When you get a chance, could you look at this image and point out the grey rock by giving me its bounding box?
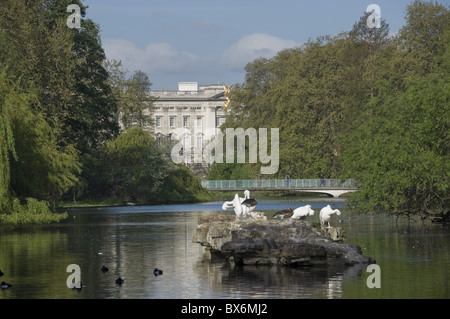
[193,214,375,267]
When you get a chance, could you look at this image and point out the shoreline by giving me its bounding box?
[56,191,344,210]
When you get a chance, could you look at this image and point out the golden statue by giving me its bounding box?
[223,83,233,110]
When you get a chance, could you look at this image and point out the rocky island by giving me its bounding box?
[193,213,375,267]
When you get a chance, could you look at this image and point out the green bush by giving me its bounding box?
[0,198,67,224]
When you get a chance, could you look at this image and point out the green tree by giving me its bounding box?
[9,95,81,204]
[219,36,361,179]
[342,72,449,217]
[104,59,127,107]
[0,55,79,220]
[348,11,390,99]
[154,164,212,203]
[93,126,211,204]
[66,14,120,152]
[398,0,450,74]
[0,1,90,221]
[119,70,156,130]
[342,1,450,219]
[36,1,122,203]
[0,0,76,133]
[0,71,17,214]
[101,127,170,202]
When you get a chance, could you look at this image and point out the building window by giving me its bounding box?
[183,117,189,127]
[155,117,161,127]
[184,135,190,150]
[170,117,175,127]
[196,136,202,149]
[197,117,202,127]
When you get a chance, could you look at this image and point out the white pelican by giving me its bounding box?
[241,190,257,213]
[291,205,315,220]
[222,193,247,219]
[319,205,341,227]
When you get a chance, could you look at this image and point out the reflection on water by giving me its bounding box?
[0,199,449,299]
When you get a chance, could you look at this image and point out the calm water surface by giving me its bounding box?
[0,198,449,299]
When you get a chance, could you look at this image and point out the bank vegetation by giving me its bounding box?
[209,1,449,221]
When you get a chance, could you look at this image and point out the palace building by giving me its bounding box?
[147,82,228,176]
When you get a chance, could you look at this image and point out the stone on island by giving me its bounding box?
[192,214,375,267]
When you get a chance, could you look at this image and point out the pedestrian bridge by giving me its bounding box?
[201,179,357,198]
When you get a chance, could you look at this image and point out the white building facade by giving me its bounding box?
[148,82,227,167]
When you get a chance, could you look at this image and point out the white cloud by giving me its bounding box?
[102,33,301,89]
[221,33,299,69]
[103,39,201,74]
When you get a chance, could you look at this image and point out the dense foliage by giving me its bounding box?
[0,0,210,223]
[210,1,449,219]
[0,1,82,222]
[87,126,209,204]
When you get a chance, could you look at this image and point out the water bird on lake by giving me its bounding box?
[115,277,124,285]
[222,190,257,219]
[0,270,4,277]
[273,208,294,219]
[154,268,163,276]
[101,265,109,273]
[222,194,247,219]
[1,281,12,289]
[320,205,341,228]
[241,190,257,213]
[292,205,315,220]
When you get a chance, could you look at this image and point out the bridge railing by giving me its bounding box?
[201,179,356,189]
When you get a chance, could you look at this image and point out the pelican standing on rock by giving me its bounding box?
[222,193,245,218]
[291,205,315,220]
[222,190,257,219]
[241,190,257,213]
[319,205,341,227]
[222,194,244,218]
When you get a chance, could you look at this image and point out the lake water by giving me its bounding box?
[0,198,449,299]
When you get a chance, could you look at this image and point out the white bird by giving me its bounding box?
[319,205,341,227]
[291,205,315,220]
[241,190,257,213]
[222,193,247,219]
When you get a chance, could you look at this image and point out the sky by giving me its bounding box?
[84,0,449,90]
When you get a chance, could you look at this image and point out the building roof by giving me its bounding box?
[148,82,226,102]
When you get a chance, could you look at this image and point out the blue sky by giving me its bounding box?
[84,0,448,90]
